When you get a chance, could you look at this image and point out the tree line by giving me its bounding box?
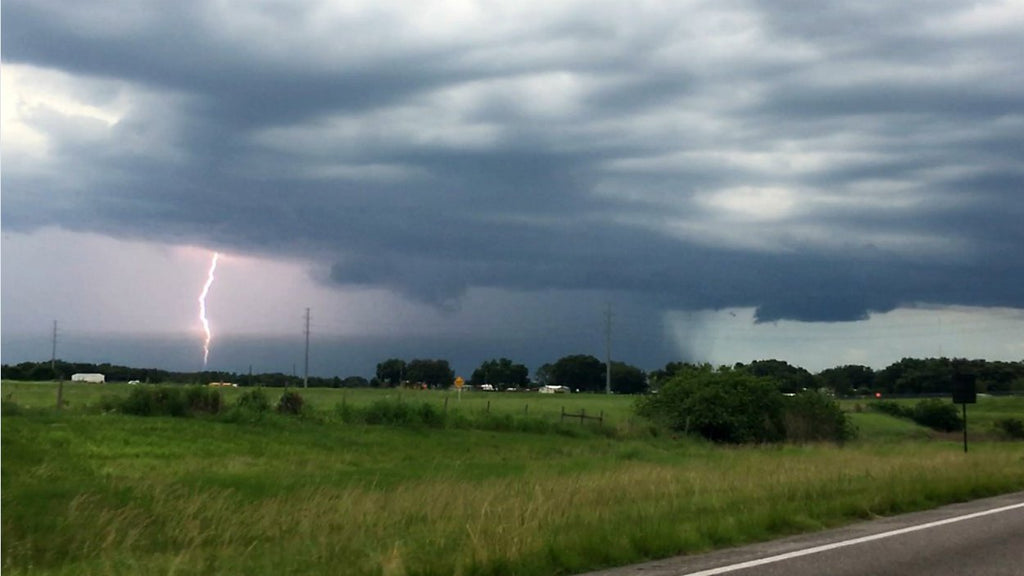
[3,356,1022,395]
[0,360,369,389]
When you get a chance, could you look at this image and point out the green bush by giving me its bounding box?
[911,399,962,432]
[417,402,445,427]
[277,390,305,415]
[363,399,419,426]
[185,386,222,414]
[870,398,962,432]
[783,391,855,443]
[870,400,913,419]
[113,386,222,417]
[994,417,1024,439]
[636,370,785,443]
[236,388,271,413]
[96,394,122,413]
[121,386,187,416]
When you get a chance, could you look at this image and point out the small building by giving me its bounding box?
[71,373,106,383]
[540,385,571,394]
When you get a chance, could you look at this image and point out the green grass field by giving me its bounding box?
[2,381,637,424]
[842,395,1024,438]
[3,382,1023,575]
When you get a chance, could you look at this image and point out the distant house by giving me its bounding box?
[540,385,571,394]
[71,373,105,383]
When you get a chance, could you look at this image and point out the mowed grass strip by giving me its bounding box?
[4,398,1023,576]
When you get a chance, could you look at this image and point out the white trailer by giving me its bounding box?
[71,373,106,383]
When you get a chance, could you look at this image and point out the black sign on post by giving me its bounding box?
[952,373,977,405]
[951,372,976,453]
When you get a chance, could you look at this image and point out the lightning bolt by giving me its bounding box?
[198,252,220,367]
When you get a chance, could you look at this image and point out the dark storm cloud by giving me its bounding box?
[4,0,1024,325]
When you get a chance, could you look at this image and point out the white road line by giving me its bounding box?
[682,501,1024,576]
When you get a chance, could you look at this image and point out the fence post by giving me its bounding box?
[444,396,449,413]
[487,400,491,413]
[581,408,586,424]
[600,411,604,425]
[561,406,565,423]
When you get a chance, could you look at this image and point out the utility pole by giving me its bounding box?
[51,320,58,372]
[605,304,612,394]
[52,320,64,411]
[303,307,310,388]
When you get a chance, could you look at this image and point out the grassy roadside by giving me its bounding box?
[2,381,637,425]
[3,383,1023,575]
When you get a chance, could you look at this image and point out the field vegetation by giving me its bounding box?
[3,381,1023,575]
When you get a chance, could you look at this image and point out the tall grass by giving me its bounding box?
[4,401,1023,576]
[1,382,637,426]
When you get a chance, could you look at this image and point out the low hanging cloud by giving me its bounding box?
[3,0,1023,325]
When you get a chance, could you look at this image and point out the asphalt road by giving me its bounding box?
[579,491,1024,576]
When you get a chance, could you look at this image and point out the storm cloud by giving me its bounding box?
[4,0,1024,330]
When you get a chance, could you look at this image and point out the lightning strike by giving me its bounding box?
[198,252,220,367]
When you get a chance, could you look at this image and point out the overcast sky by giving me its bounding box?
[3,1,1023,378]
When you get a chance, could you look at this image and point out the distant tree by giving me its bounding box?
[648,362,712,390]
[549,354,605,392]
[28,364,57,381]
[967,360,1024,393]
[534,363,554,387]
[737,359,815,393]
[816,365,875,396]
[405,359,454,389]
[341,376,370,388]
[610,361,647,394]
[375,358,407,387]
[875,358,954,395]
[470,358,529,388]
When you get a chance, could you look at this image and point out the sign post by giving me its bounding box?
[951,372,976,453]
[454,376,464,402]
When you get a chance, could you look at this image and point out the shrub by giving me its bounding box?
[870,400,913,419]
[869,398,963,432]
[636,370,784,443]
[277,390,305,415]
[417,402,445,427]
[96,394,122,413]
[121,386,187,417]
[236,388,271,413]
[783,391,855,443]
[116,386,222,417]
[185,386,222,414]
[363,399,419,426]
[995,417,1024,439]
[911,399,962,432]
